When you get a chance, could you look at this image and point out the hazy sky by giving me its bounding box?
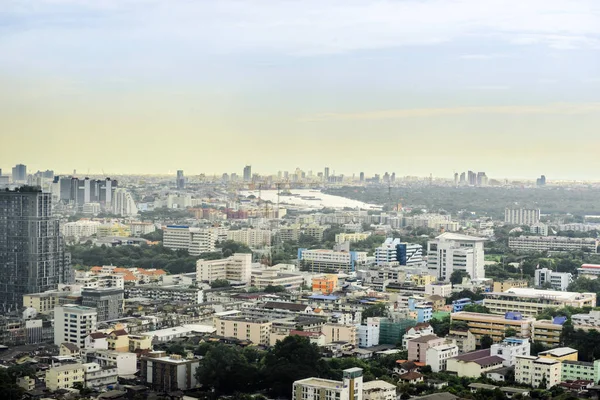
[1,0,600,179]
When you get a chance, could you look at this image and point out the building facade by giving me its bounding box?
[196,253,252,284]
[54,305,98,348]
[426,233,486,281]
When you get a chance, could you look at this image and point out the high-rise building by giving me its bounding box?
[12,164,27,182]
[427,232,486,281]
[176,170,185,189]
[324,167,330,181]
[243,165,252,182]
[375,238,423,266]
[467,170,476,186]
[476,172,488,186]
[111,188,138,217]
[454,173,459,186]
[57,176,117,208]
[459,172,466,184]
[536,175,546,186]
[81,287,124,322]
[360,172,365,182]
[0,188,71,310]
[504,208,541,225]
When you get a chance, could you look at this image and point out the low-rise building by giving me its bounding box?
[312,275,339,295]
[509,235,598,254]
[83,362,118,389]
[446,349,505,378]
[515,356,561,388]
[324,323,358,347]
[124,285,203,304]
[293,368,363,400]
[45,363,85,391]
[534,268,573,291]
[483,288,596,317]
[445,329,476,354]
[362,379,396,400]
[299,248,368,274]
[197,253,252,284]
[538,347,578,362]
[140,351,200,391]
[426,343,459,372]
[562,360,600,382]
[403,323,434,349]
[407,334,444,363]
[451,311,534,344]
[492,279,528,293]
[214,316,272,346]
[251,269,304,291]
[83,349,137,376]
[425,282,452,298]
[572,310,600,331]
[532,319,564,347]
[357,318,380,348]
[490,337,531,367]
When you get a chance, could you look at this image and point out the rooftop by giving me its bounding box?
[363,380,396,391]
[436,232,487,242]
[294,377,344,390]
[408,334,440,344]
[538,347,578,357]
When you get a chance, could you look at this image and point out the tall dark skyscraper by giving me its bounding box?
[243,165,252,182]
[176,170,185,189]
[324,167,330,181]
[12,164,27,182]
[359,172,365,182]
[0,188,71,310]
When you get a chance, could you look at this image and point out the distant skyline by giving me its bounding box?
[1,1,599,179]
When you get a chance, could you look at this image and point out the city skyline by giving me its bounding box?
[1,1,599,179]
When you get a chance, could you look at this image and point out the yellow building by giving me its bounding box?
[411,274,437,286]
[312,275,339,295]
[214,316,272,346]
[128,334,153,352]
[531,320,563,347]
[516,356,562,388]
[59,343,80,357]
[107,329,129,352]
[45,363,85,391]
[538,347,578,362]
[492,279,528,293]
[451,312,534,344]
[97,223,131,238]
[23,290,71,314]
[323,323,357,347]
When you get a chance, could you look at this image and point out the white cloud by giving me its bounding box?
[1,0,599,57]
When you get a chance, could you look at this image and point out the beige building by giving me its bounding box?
[45,363,85,391]
[515,356,562,388]
[335,232,371,244]
[128,334,153,352]
[214,316,272,346]
[446,349,505,378]
[492,279,528,293]
[532,320,563,347]
[140,351,200,391]
[23,290,72,314]
[407,335,444,363]
[362,380,397,400]
[293,368,363,400]
[196,253,252,284]
[250,269,304,291]
[451,312,534,344]
[410,274,437,286]
[446,329,477,354]
[323,323,358,347]
[227,229,272,248]
[483,288,596,317]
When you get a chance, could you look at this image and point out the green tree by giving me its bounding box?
[210,279,230,288]
[504,328,518,338]
[462,304,491,314]
[264,285,286,293]
[480,335,493,349]
[362,303,388,321]
[450,270,470,285]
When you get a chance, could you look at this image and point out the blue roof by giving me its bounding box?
[308,295,339,301]
[167,225,189,229]
[553,316,567,325]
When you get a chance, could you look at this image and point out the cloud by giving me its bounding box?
[460,54,511,60]
[0,0,599,59]
[304,103,600,121]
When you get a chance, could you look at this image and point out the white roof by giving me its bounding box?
[436,232,487,242]
[141,324,215,337]
[363,380,397,390]
[503,288,595,301]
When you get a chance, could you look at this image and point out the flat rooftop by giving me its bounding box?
[295,377,343,390]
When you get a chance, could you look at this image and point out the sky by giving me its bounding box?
[1,0,600,180]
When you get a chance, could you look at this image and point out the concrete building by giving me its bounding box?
[357,318,380,348]
[534,268,573,291]
[426,343,459,372]
[375,238,423,266]
[164,225,219,256]
[538,347,578,362]
[312,275,338,294]
[572,310,600,330]
[81,287,124,322]
[504,208,540,225]
[324,323,358,347]
[492,279,528,293]
[111,188,138,217]
[426,233,486,281]
[0,189,71,309]
[83,349,137,376]
[362,380,397,400]
[293,367,363,400]
[299,248,368,273]
[530,223,549,236]
[532,319,564,347]
[509,236,598,254]
[125,285,203,304]
[515,356,561,388]
[446,349,505,378]
[577,264,600,279]
[251,269,304,291]
[424,282,453,298]
[451,312,534,344]
[562,360,600,382]
[83,362,118,389]
[490,337,531,367]
[141,351,200,391]
[446,329,477,354]
[45,363,85,391]
[61,220,101,238]
[305,225,325,241]
[197,253,251,284]
[407,334,444,363]
[54,305,98,348]
[335,232,371,244]
[214,316,272,346]
[227,229,272,247]
[483,288,596,317]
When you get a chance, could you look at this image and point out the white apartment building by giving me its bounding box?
[426,343,459,372]
[250,269,304,291]
[127,222,156,236]
[196,253,252,283]
[530,223,549,236]
[227,229,272,247]
[427,233,486,281]
[515,356,561,388]
[293,368,363,400]
[425,282,453,298]
[357,318,380,348]
[61,220,101,238]
[82,362,118,389]
[572,310,600,330]
[111,188,138,217]
[83,349,137,376]
[335,232,371,244]
[362,380,397,400]
[375,238,423,267]
[54,305,98,348]
[505,208,541,225]
[534,268,573,291]
[298,249,368,273]
[509,236,598,254]
[490,337,531,367]
[163,225,218,256]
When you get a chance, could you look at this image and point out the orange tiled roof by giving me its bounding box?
[91,266,102,272]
